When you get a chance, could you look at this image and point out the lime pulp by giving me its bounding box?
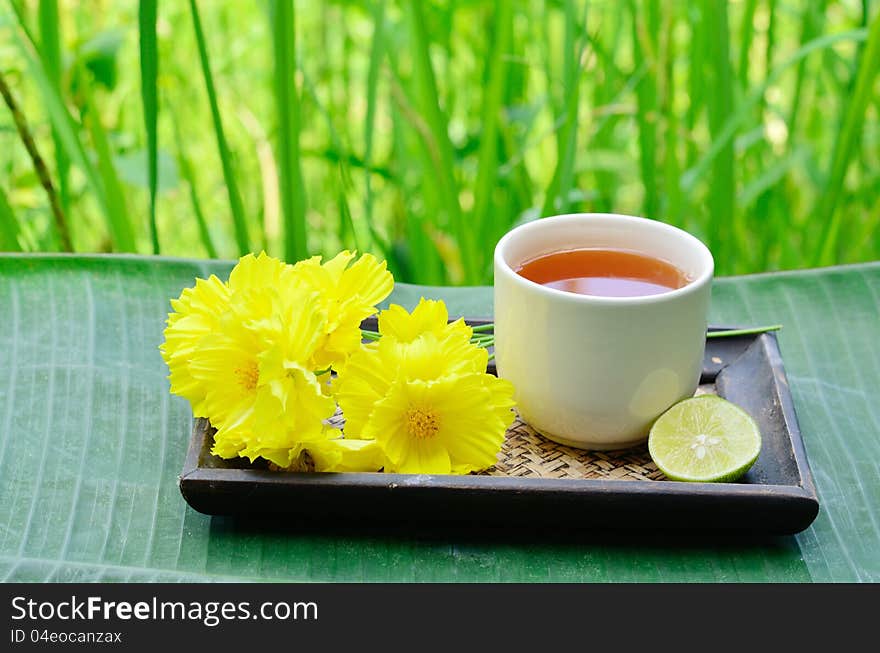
[648,395,762,483]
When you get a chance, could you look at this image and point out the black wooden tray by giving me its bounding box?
[179,322,819,535]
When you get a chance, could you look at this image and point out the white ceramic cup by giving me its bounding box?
[493,213,714,450]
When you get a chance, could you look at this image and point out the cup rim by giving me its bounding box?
[493,213,715,305]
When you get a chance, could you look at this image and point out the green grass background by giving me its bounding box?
[0,0,878,284]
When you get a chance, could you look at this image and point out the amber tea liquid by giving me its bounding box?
[515,248,689,297]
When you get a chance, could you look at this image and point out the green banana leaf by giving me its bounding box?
[0,254,878,581]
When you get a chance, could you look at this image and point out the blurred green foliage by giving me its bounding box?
[0,0,877,284]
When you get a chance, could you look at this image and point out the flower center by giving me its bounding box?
[406,407,440,440]
[234,360,259,391]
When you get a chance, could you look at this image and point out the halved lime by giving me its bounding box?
[648,396,761,482]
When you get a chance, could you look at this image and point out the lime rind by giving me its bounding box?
[648,395,762,483]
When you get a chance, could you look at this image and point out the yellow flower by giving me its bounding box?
[161,252,512,476]
[335,331,487,438]
[364,372,515,474]
[293,250,394,369]
[162,252,299,416]
[334,299,485,439]
[160,274,231,414]
[334,299,515,474]
[189,285,336,467]
[161,251,363,469]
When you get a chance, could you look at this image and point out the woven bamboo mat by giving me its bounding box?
[480,417,663,481]
[478,384,715,481]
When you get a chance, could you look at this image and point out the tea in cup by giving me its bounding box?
[493,213,714,450]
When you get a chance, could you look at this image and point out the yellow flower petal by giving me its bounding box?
[316,250,357,282]
[429,374,515,473]
[337,253,395,310]
[377,297,471,343]
[187,329,262,421]
[161,274,231,407]
[393,331,488,381]
[292,251,394,369]
[241,442,305,469]
[227,251,295,292]
[211,426,249,460]
[269,288,329,368]
[305,438,385,473]
[394,440,451,475]
[333,341,402,438]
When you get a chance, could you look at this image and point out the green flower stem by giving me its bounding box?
[360,328,495,349]
[361,323,781,349]
[707,324,782,338]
